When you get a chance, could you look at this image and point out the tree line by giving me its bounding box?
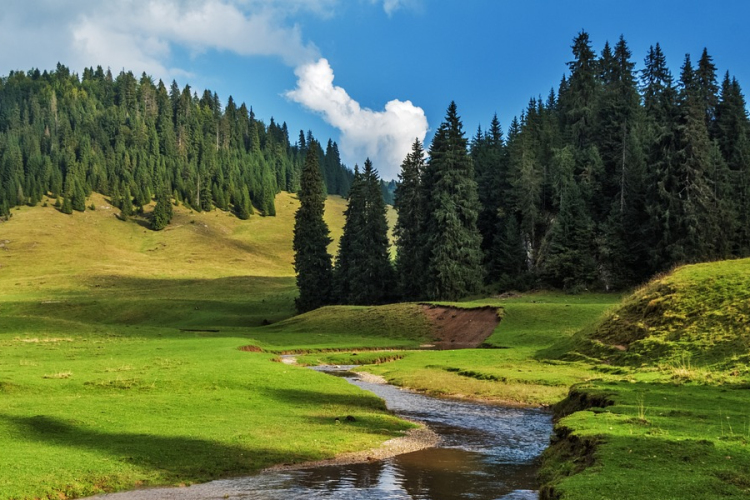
[295,31,750,309]
[0,63,355,225]
[294,102,482,311]
[463,32,750,292]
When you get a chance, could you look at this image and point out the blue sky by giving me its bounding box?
[2,0,749,180]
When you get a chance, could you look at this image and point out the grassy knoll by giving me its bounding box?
[537,259,750,499]
[575,258,750,370]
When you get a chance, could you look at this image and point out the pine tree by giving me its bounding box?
[72,179,86,212]
[543,146,597,289]
[335,160,394,304]
[293,144,333,313]
[394,139,426,300]
[716,73,750,255]
[334,166,364,303]
[421,102,484,300]
[120,187,133,220]
[60,196,73,214]
[151,188,173,230]
[471,114,507,277]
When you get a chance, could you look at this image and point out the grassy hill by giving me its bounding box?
[0,193,424,499]
[537,260,750,500]
[574,259,750,371]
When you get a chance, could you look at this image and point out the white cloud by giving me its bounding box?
[370,0,421,16]
[0,0,428,179]
[286,58,428,179]
[0,0,322,79]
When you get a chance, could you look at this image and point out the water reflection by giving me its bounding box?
[200,450,540,499]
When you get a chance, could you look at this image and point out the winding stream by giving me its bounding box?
[93,365,553,500]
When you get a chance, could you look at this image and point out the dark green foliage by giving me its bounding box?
[293,144,333,313]
[475,32,750,293]
[471,114,508,276]
[421,102,484,300]
[151,189,173,231]
[120,188,133,220]
[394,139,427,300]
[334,159,394,305]
[0,64,353,220]
[543,146,597,290]
[60,196,73,215]
[0,200,10,220]
[72,180,86,212]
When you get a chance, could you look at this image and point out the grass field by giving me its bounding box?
[0,193,423,499]
[2,195,750,499]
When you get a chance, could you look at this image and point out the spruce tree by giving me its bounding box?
[334,160,394,304]
[421,102,484,300]
[595,35,646,287]
[543,146,597,289]
[72,179,87,212]
[360,159,395,304]
[394,139,426,300]
[716,73,750,255]
[334,166,365,303]
[672,54,716,262]
[471,115,507,277]
[151,188,173,231]
[60,196,73,215]
[120,187,133,220]
[641,44,681,272]
[293,144,333,313]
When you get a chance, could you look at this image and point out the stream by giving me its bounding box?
[93,365,553,500]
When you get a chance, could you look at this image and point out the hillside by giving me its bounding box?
[576,259,750,368]
[0,193,418,500]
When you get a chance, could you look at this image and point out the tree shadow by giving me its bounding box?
[3,414,318,487]
[256,386,388,412]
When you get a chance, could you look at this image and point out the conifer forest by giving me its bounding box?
[2,32,750,302]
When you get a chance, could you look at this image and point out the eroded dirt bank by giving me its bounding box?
[420,304,501,349]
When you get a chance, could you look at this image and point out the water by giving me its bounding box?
[92,366,553,500]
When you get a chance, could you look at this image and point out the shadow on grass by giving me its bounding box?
[3,275,297,332]
[256,386,388,412]
[3,414,317,486]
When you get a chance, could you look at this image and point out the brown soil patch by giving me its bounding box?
[238,345,263,352]
[420,304,501,349]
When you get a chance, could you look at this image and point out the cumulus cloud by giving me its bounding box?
[0,0,428,179]
[286,58,428,179]
[0,0,323,79]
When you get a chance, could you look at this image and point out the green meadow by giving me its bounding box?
[0,194,422,499]
[1,195,749,499]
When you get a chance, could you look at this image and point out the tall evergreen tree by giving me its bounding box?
[716,73,750,255]
[119,187,133,220]
[394,139,426,300]
[471,114,507,277]
[334,160,393,305]
[421,102,484,300]
[151,188,173,231]
[543,146,597,289]
[293,144,333,313]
